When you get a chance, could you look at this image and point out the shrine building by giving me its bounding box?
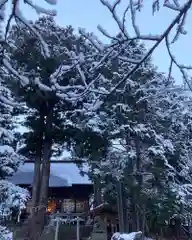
[8,162,93,214]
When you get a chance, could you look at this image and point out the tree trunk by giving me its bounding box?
[27,159,42,240]
[123,202,129,233]
[135,138,142,232]
[131,200,138,232]
[31,159,42,215]
[141,206,146,239]
[37,108,53,238]
[93,177,102,207]
[22,115,45,240]
[31,113,44,214]
[27,108,53,240]
[33,143,51,239]
[117,181,125,232]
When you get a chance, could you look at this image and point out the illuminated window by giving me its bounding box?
[63,199,75,213]
[47,200,56,213]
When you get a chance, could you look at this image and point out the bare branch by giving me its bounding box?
[165,35,192,92]
[0,0,58,90]
[122,5,129,33]
[167,59,173,82]
[23,0,57,16]
[171,11,188,43]
[100,0,129,39]
[93,0,192,110]
[130,0,140,36]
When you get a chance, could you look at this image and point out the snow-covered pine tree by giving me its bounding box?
[149,81,192,222]
[84,38,192,235]
[0,63,28,240]
[0,1,59,93]
[0,5,29,239]
[7,16,110,239]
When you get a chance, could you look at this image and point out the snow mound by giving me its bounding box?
[111,232,143,240]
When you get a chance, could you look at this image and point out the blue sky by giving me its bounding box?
[16,0,192,84]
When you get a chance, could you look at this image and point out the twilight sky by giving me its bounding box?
[8,0,192,84]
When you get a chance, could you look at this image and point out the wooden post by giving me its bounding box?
[54,217,60,240]
[76,216,80,240]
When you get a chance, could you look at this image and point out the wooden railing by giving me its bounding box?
[49,212,92,225]
[49,212,93,240]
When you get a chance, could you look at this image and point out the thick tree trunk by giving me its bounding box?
[31,159,41,215]
[131,200,138,232]
[93,177,102,207]
[117,181,125,232]
[37,141,52,233]
[24,109,53,240]
[135,139,142,232]
[123,201,129,233]
[36,108,53,238]
[31,113,44,213]
[22,115,45,240]
[27,159,42,240]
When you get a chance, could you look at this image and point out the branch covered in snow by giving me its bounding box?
[0,0,57,88]
[82,0,192,108]
[7,16,112,109]
[0,180,29,219]
[0,226,12,240]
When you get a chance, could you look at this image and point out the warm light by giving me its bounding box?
[47,200,56,213]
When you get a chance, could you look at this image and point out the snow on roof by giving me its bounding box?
[8,163,91,187]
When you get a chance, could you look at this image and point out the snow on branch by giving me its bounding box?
[0,0,57,88]
[24,0,57,16]
[0,180,29,218]
[1,0,57,55]
[83,0,192,110]
[2,58,29,86]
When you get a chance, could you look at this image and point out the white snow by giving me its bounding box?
[34,77,52,92]
[51,150,71,161]
[0,226,13,240]
[0,145,14,154]
[2,59,29,86]
[15,5,50,58]
[24,0,57,16]
[111,232,143,240]
[3,232,13,240]
[0,180,29,217]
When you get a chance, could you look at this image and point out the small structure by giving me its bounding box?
[90,203,118,240]
[8,162,95,240]
[8,162,93,215]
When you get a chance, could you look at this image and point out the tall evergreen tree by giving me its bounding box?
[0,66,28,240]
[84,38,192,235]
[8,16,109,239]
[0,7,29,239]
